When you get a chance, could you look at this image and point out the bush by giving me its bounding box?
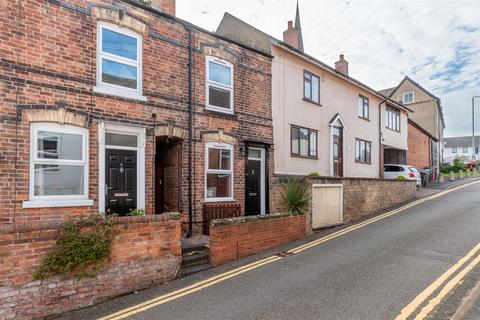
[441,158,466,174]
[282,178,309,215]
[34,214,114,280]
[395,176,407,181]
[307,172,321,178]
[135,0,152,5]
[128,208,145,216]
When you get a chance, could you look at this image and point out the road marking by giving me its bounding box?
[414,248,480,319]
[100,180,480,320]
[395,243,480,320]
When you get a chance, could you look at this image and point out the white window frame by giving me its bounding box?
[23,123,92,208]
[93,22,146,101]
[205,56,234,114]
[205,142,234,202]
[402,91,414,104]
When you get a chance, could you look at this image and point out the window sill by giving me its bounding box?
[303,98,322,106]
[355,161,372,165]
[204,198,236,203]
[359,116,370,121]
[386,127,401,133]
[93,86,147,102]
[291,154,319,160]
[23,199,94,209]
[205,105,235,115]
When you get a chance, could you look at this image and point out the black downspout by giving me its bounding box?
[186,27,193,238]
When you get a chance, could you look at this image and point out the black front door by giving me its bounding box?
[106,149,137,216]
[245,159,261,215]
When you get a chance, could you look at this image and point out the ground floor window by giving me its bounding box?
[355,138,372,164]
[291,125,317,158]
[30,123,88,200]
[205,142,234,201]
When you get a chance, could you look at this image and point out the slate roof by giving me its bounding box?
[444,136,480,148]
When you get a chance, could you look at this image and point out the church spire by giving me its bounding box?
[295,1,304,52]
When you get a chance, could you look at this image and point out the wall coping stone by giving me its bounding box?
[0,212,181,234]
[210,212,303,227]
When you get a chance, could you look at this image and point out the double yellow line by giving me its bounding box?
[100,180,480,320]
[396,242,480,320]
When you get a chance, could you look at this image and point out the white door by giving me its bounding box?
[312,184,343,229]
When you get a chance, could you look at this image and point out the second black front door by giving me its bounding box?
[106,149,137,216]
[246,159,261,215]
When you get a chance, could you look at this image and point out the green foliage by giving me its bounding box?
[395,176,407,181]
[128,208,145,216]
[135,0,152,5]
[282,178,309,215]
[34,214,114,281]
[441,159,466,174]
[307,172,321,178]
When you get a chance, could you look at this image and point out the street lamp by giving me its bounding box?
[472,96,480,160]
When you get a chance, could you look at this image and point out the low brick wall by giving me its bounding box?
[0,214,182,320]
[271,176,416,232]
[209,214,306,266]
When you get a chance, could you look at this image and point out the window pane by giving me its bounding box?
[102,28,137,61]
[206,173,231,198]
[220,149,231,170]
[360,141,366,162]
[312,76,319,103]
[34,164,84,196]
[358,98,364,117]
[299,128,309,156]
[304,72,311,80]
[105,133,137,147]
[309,131,317,156]
[291,127,299,154]
[102,59,137,89]
[38,131,82,160]
[355,140,360,161]
[366,142,371,162]
[208,148,220,170]
[248,148,261,159]
[304,81,311,100]
[209,86,231,109]
[208,61,231,86]
[364,100,369,118]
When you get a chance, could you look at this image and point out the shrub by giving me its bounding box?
[34,214,114,280]
[308,172,321,178]
[135,0,152,5]
[282,178,309,215]
[128,208,145,216]
[395,176,407,181]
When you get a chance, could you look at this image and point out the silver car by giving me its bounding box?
[384,164,421,186]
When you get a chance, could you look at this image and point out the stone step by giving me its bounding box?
[181,263,213,277]
[181,252,210,268]
[182,244,209,255]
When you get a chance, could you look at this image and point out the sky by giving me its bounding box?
[177,0,480,137]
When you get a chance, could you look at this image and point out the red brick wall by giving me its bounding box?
[408,122,432,169]
[0,0,273,225]
[209,214,306,266]
[0,214,181,320]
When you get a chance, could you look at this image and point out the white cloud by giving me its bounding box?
[177,0,480,137]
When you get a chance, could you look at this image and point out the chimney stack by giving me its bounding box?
[335,54,349,76]
[151,0,176,16]
[283,20,300,50]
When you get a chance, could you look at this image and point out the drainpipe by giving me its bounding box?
[186,26,193,238]
[378,99,387,178]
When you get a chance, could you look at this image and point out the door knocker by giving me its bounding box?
[119,163,124,174]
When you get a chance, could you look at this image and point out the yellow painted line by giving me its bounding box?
[100,180,480,320]
[395,242,480,320]
[414,249,480,319]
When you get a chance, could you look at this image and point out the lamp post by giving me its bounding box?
[473,96,480,160]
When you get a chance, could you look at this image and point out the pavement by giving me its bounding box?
[58,180,480,320]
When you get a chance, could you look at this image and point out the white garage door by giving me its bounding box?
[312,184,343,229]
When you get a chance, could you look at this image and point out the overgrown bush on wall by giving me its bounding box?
[34,214,115,280]
[441,158,466,174]
[282,178,309,215]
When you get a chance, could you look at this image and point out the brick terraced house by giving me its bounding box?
[0,0,273,233]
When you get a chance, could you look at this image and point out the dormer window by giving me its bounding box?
[206,57,234,114]
[94,22,145,101]
[402,91,414,104]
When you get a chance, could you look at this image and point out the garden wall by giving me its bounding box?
[271,176,417,233]
[209,214,306,266]
[0,214,182,320]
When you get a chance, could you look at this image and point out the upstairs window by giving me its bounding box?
[206,57,234,114]
[96,23,142,98]
[304,71,320,104]
[386,106,401,132]
[291,125,317,158]
[451,147,457,153]
[358,95,369,120]
[462,147,468,153]
[402,91,414,104]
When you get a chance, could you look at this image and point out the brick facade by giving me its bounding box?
[0,214,181,320]
[408,120,433,169]
[209,214,306,266]
[0,0,273,227]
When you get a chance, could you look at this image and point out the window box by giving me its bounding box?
[206,57,234,114]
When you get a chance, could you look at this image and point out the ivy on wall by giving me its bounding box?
[34,214,115,280]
